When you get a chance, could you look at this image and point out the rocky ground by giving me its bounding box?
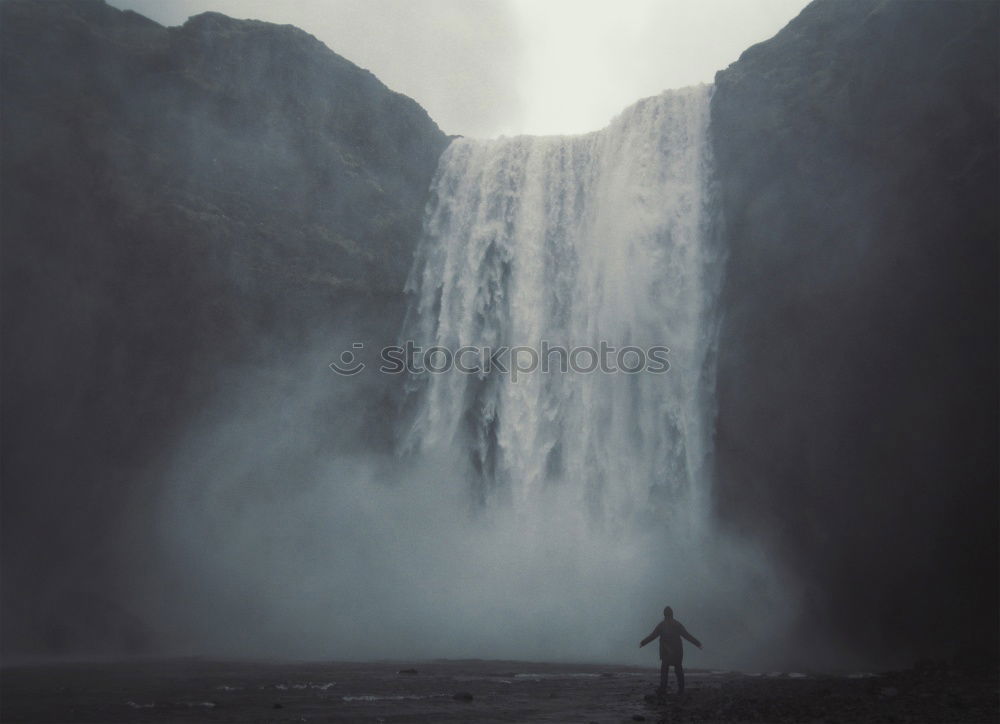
[1,658,996,723]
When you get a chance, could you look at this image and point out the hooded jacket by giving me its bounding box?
[641,616,701,662]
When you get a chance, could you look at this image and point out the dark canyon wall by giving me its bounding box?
[711,0,998,665]
[0,0,447,653]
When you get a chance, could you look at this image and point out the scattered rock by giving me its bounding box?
[452,691,474,701]
[879,687,898,698]
[397,668,418,675]
[273,702,283,709]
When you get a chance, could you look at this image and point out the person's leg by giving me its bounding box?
[676,661,685,696]
[658,660,669,694]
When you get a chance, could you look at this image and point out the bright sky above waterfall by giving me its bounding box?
[109,0,811,138]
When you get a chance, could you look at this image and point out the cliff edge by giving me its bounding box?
[0,0,448,653]
[711,0,998,665]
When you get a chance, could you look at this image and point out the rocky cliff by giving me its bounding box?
[711,0,998,664]
[1,0,448,653]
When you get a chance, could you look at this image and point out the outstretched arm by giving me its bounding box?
[681,626,702,649]
[639,622,661,648]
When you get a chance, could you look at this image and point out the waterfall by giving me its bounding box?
[154,84,789,664]
[400,85,720,528]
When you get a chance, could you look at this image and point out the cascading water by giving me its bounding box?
[400,85,720,530]
[154,84,790,666]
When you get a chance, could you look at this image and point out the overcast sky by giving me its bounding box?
[109,0,810,138]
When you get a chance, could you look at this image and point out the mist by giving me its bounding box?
[129,340,795,670]
[120,84,808,672]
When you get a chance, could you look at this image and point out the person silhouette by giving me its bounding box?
[640,606,702,697]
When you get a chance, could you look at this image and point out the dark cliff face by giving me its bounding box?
[711,0,998,665]
[1,0,447,654]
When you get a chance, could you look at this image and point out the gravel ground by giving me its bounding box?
[1,658,996,723]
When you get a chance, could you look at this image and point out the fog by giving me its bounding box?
[133,343,798,670]
[125,85,807,671]
[108,0,810,137]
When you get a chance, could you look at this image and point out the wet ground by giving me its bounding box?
[1,658,997,723]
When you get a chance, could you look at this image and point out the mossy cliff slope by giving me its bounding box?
[711,0,998,664]
[1,0,447,653]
